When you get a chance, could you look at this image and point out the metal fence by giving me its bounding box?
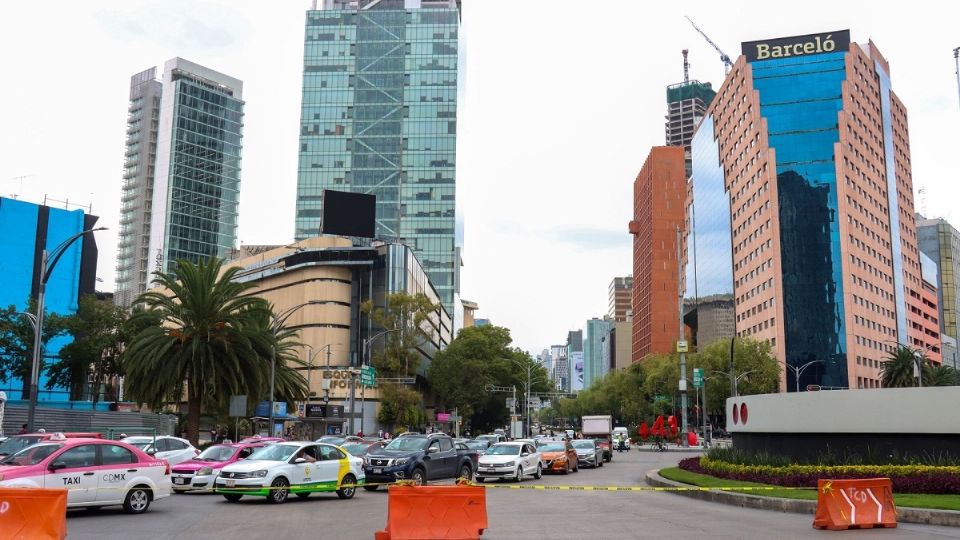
[0,404,176,438]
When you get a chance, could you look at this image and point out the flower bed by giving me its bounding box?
[678,457,960,495]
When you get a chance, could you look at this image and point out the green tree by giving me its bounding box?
[427,325,550,432]
[47,294,129,402]
[881,345,924,388]
[923,364,959,386]
[363,292,439,377]
[122,258,308,445]
[377,383,425,431]
[0,299,70,399]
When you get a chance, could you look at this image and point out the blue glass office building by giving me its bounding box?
[0,197,99,403]
[295,0,460,316]
[690,31,923,390]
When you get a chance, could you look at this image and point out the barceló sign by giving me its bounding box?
[741,30,850,63]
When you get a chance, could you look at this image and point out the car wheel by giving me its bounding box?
[475,477,485,483]
[123,486,152,514]
[411,468,426,486]
[562,461,569,475]
[222,494,243,503]
[268,477,290,504]
[337,474,357,499]
[458,464,472,481]
[515,466,523,483]
[363,485,379,492]
[534,463,542,480]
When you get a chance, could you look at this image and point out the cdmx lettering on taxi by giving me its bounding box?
[755,34,836,59]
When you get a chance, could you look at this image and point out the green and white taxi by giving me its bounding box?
[214,441,363,504]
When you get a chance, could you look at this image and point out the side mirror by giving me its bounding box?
[146,450,157,456]
[521,452,530,457]
[294,457,307,464]
[427,447,439,454]
[49,461,66,471]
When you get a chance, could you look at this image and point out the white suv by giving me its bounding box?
[214,441,364,504]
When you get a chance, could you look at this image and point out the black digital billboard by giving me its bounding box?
[320,190,376,238]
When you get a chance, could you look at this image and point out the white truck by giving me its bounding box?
[581,415,613,462]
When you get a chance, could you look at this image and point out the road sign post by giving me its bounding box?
[693,368,703,388]
[360,365,376,387]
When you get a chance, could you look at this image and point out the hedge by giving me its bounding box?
[678,457,960,495]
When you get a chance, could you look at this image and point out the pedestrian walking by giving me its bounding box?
[17,424,27,434]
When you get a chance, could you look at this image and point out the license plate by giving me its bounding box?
[373,468,383,474]
[225,479,236,488]
[173,478,186,485]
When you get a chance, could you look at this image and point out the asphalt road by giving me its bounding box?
[66,448,960,539]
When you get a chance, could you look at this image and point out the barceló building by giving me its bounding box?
[685,30,940,392]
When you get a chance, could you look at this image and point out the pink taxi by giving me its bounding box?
[171,442,269,492]
[0,434,171,514]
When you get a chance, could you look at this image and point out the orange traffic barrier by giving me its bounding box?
[813,478,897,530]
[375,483,488,540]
[0,487,67,540]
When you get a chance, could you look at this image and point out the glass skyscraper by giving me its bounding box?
[116,58,243,306]
[690,30,930,391]
[295,0,460,314]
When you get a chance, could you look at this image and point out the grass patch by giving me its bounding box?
[660,467,960,511]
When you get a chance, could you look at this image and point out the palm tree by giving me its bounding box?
[122,258,308,445]
[880,345,924,388]
[924,364,960,387]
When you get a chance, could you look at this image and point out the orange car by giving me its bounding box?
[539,440,578,474]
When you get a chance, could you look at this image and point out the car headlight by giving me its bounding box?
[253,470,269,478]
[503,461,515,467]
[394,457,410,466]
[198,467,213,476]
[363,457,371,465]
[555,456,567,463]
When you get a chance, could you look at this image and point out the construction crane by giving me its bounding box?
[682,49,690,83]
[954,47,960,111]
[685,16,733,74]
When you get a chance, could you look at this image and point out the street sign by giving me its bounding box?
[693,368,703,388]
[229,395,247,417]
[677,340,689,353]
[527,397,541,408]
[360,365,376,387]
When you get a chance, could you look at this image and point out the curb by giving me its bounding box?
[645,469,960,527]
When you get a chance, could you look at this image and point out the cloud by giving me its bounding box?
[95,1,251,52]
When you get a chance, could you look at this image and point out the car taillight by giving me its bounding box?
[165,463,171,475]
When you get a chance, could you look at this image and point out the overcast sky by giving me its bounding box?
[1,1,957,355]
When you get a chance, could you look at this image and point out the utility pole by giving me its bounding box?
[676,226,689,447]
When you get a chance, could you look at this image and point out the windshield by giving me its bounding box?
[485,445,521,456]
[0,443,63,466]
[476,435,496,441]
[341,443,368,456]
[540,443,566,452]
[318,437,345,445]
[465,442,487,450]
[249,444,299,462]
[384,438,428,451]
[196,445,236,462]
[0,436,43,456]
[572,441,595,449]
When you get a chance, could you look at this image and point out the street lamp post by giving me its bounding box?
[504,358,533,437]
[779,360,823,393]
[268,300,323,436]
[26,227,106,432]
[360,328,402,435]
[712,369,754,397]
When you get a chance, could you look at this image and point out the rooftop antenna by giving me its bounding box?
[9,175,33,200]
[919,186,928,218]
[685,16,733,74]
[682,49,690,83]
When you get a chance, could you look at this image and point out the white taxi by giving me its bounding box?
[0,434,171,514]
[214,441,364,504]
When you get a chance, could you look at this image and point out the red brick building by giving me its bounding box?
[629,146,686,361]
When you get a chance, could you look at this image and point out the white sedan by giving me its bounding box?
[122,436,198,465]
[476,441,541,482]
[214,441,364,504]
